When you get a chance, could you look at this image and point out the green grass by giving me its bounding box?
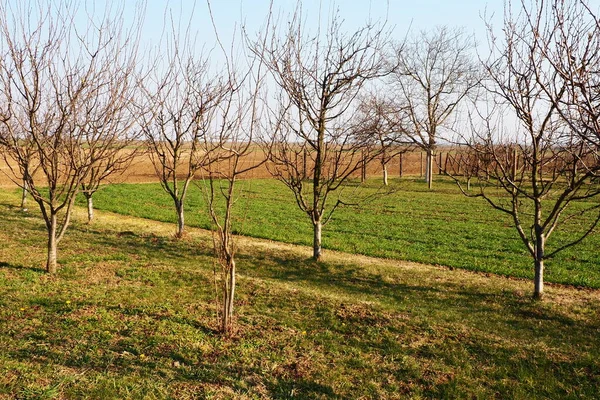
[1,188,600,398]
[80,178,600,289]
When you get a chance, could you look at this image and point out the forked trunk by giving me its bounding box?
[47,214,58,274]
[313,219,322,260]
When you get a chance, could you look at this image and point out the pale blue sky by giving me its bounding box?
[2,0,505,57]
[138,0,504,52]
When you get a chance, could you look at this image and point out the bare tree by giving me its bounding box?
[79,137,142,224]
[252,9,391,260]
[137,23,227,238]
[445,144,483,191]
[79,52,143,224]
[0,1,143,273]
[353,94,412,186]
[0,130,38,211]
[203,68,269,335]
[532,0,600,148]
[198,1,272,334]
[390,26,480,189]
[452,0,600,299]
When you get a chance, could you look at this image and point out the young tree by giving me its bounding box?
[0,130,38,212]
[390,26,480,189]
[198,0,272,334]
[79,46,143,224]
[0,1,143,273]
[203,68,269,334]
[453,0,600,299]
[79,139,142,224]
[137,29,227,238]
[353,94,412,186]
[252,9,390,260]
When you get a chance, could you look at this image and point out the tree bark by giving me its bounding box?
[21,180,28,211]
[175,200,185,237]
[534,258,544,299]
[533,233,545,299]
[47,213,58,274]
[313,219,322,260]
[382,163,388,186]
[85,193,94,223]
[221,257,236,334]
[426,148,434,189]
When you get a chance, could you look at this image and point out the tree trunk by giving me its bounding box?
[533,233,545,299]
[21,180,28,211]
[382,163,388,186]
[221,257,236,334]
[426,148,434,189]
[47,214,58,274]
[534,258,544,299]
[175,200,185,237]
[313,219,322,260]
[85,193,94,223]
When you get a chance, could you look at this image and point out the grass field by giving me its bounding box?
[1,188,600,399]
[79,178,600,289]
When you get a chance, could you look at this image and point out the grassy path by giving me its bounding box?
[82,178,600,288]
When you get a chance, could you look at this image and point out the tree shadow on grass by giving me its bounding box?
[0,261,44,273]
[237,249,600,343]
[86,227,214,264]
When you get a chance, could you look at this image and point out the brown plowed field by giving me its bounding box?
[0,149,453,187]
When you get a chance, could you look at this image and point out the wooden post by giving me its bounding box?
[361,150,366,182]
[420,152,424,178]
[399,153,403,177]
[438,152,443,175]
[303,148,307,180]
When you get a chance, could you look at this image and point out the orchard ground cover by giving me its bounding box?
[0,189,599,398]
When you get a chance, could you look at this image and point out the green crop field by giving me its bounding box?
[1,188,600,399]
[81,178,600,289]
